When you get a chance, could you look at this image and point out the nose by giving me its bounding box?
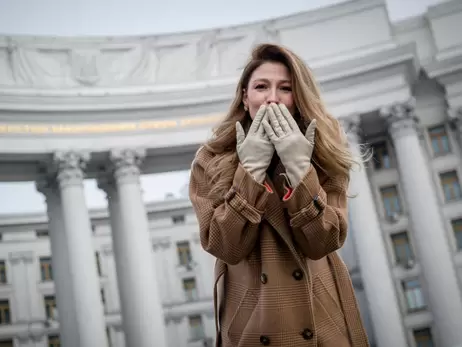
[265,88,279,104]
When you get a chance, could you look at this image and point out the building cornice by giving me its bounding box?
[0,198,193,228]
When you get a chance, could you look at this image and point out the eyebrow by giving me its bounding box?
[252,78,291,84]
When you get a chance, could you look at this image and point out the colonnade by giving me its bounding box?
[32,100,462,347]
[343,100,462,347]
[36,149,168,347]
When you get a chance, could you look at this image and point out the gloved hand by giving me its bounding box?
[262,103,317,187]
[236,105,275,183]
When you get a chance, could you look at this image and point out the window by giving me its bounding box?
[188,315,205,341]
[40,257,53,281]
[380,186,401,218]
[0,261,7,284]
[413,328,434,347]
[391,232,414,265]
[172,215,185,224]
[44,296,56,319]
[402,278,426,312]
[0,340,13,347]
[48,335,60,347]
[452,219,462,251]
[429,125,450,156]
[371,142,392,169]
[101,289,106,310]
[95,252,102,277]
[0,300,10,325]
[183,277,198,301]
[36,229,49,237]
[440,171,462,202]
[177,241,192,266]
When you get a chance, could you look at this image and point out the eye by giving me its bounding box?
[281,86,292,92]
[255,84,267,89]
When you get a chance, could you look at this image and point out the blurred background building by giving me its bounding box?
[0,0,461,347]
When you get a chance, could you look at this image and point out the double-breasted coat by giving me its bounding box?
[189,142,369,347]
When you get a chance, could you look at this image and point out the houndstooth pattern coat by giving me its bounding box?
[189,145,369,347]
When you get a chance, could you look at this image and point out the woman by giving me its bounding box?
[189,43,369,347]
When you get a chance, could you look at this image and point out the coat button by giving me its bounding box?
[260,335,270,345]
[301,328,314,340]
[260,273,268,284]
[292,269,303,281]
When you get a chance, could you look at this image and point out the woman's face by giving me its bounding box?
[243,62,296,119]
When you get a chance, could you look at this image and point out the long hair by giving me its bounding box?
[204,43,359,198]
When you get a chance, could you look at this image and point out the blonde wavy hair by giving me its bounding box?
[204,43,358,197]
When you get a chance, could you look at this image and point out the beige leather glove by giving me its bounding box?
[236,105,275,183]
[262,103,317,187]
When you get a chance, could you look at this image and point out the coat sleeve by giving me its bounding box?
[282,165,349,260]
[189,148,272,265]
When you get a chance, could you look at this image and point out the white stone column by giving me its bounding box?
[99,148,167,347]
[36,179,79,347]
[53,151,108,347]
[381,100,462,347]
[339,115,408,347]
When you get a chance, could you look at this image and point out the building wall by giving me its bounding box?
[0,206,216,347]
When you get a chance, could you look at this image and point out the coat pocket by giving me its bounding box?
[226,289,259,345]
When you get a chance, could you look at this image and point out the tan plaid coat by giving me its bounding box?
[189,147,369,347]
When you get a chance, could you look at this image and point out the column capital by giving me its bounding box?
[109,148,146,184]
[380,98,419,139]
[53,151,90,188]
[338,113,362,143]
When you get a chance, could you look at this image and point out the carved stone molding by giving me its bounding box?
[53,151,90,188]
[380,98,419,139]
[109,148,146,184]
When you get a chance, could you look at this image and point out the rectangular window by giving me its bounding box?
[44,295,56,320]
[440,171,462,202]
[40,257,53,281]
[0,300,10,325]
[380,185,401,218]
[429,125,450,156]
[402,278,426,312]
[391,232,414,265]
[451,219,462,251]
[413,327,434,347]
[177,241,192,266]
[372,141,392,170]
[0,340,13,347]
[48,335,60,347]
[188,315,205,341]
[183,277,198,301]
[36,229,49,238]
[172,215,185,224]
[0,261,7,284]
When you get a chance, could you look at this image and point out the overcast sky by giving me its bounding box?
[0,0,448,214]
